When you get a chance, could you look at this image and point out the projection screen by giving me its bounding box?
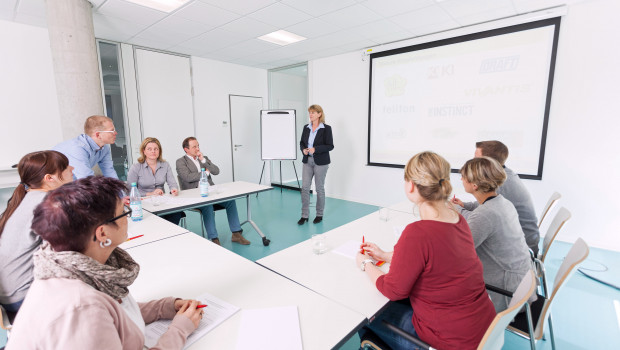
[367,17,561,179]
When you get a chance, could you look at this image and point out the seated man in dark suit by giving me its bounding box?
[176,136,249,246]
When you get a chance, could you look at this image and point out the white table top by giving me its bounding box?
[127,233,366,349]
[142,181,272,216]
[121,210,189,250]
[257,209,419,319]
[387,200,419,215]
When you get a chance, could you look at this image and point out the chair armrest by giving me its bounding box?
[1,304,13,330]
[533,257,550,297]
[485,283,514,297]
[382,320,433,350]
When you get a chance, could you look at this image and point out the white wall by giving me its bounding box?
[117,50,268,184]
[0,20,62,186]
[191,57,268,183]
[309,0,620,251]
[269,71,307,184]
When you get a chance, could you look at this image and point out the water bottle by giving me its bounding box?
[199,168,209,197]
[129,182,143,221]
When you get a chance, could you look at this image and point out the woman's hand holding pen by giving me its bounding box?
[450,195,464,207]
[176,299,202,329]
[360,242,390,262]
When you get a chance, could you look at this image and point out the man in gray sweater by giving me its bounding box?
[465,141,541,256]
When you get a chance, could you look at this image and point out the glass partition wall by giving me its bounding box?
[97,41,130,181]
[268,63,308,189]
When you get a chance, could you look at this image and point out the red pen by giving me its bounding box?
[197,304,208,309]
[361,235,365,254]
[127,234,144,241]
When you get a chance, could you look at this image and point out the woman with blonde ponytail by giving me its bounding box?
[0,151,73,318]
[357,151,495,350]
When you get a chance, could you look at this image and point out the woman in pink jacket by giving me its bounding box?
[7,176,202,349]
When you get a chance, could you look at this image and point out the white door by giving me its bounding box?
[230,95,263,183]
[135,49,194,185]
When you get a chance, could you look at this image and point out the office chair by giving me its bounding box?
[362,270,537,350]
[177,175,225,239]
[510,238,588,350]
[489,238,589,350]
[1,304,13,339]
[528,207,570,300]
[538,192,561,227]
[538,207,571,263]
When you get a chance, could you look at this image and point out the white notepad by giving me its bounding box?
[144,292,239,349]
[235,306,302,350]
[331,240,361,260]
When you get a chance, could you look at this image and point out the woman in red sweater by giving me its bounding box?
[358,151,496,349]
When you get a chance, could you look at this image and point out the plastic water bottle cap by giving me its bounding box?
[201,168,205,171]
[131,182,137,186]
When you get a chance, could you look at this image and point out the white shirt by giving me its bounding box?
[120,293,146,336]
[186,154,207,173]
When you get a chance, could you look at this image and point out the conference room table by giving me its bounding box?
[122,210,189,250]
[140,181,273,246]
[127,232,367,349]
[387,200,417,215]
[257,208,419,320]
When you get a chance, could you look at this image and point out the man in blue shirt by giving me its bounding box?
[53,115,119,180]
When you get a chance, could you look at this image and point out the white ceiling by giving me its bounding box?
[1,0,579,70]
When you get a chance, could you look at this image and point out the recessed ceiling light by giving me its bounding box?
[258,30,306,46]
[124,0,190,13]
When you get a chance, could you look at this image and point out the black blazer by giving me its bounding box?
[300,124,334,165]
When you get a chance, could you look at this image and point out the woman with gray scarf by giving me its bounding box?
[7,176,202,349]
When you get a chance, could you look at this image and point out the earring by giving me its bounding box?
[99,239,112,248]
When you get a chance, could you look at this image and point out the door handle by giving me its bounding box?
[234,144,243,147]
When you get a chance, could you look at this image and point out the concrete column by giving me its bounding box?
[45,0,103,140]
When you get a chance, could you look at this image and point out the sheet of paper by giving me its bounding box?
[235,306,302,350]
[142,195,198,207]
[141,195,170,205]
[144,292,239,349]
[331,240,361,260]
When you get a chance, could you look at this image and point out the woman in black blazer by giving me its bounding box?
[298,104,334,224]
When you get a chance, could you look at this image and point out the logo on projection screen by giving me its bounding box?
[383,75,407,97]
[480,55,520,73]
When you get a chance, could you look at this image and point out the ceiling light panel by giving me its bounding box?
[258,30,306,46]
[124,0,190,13]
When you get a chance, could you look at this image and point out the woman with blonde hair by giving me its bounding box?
[452,156,532,312]
[298,104,334,224]
[0,150,73,319]
[127,137,183,224]
[357,151,495,350]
